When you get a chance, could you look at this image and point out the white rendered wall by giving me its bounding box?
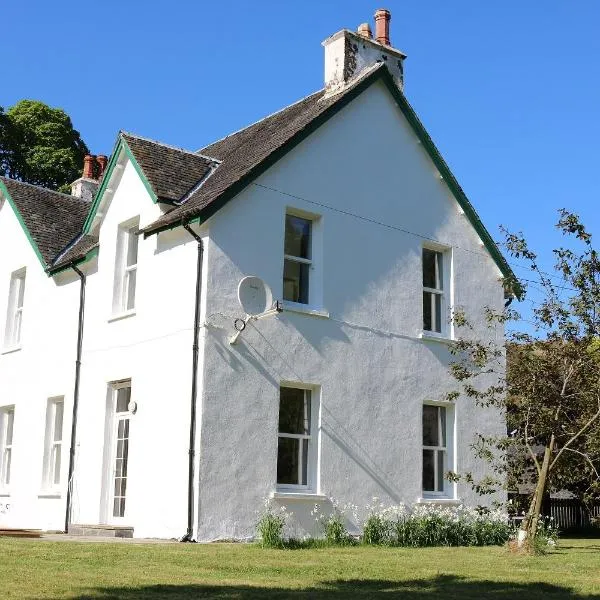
[0,160,204,539]
[196,80,506,540]
[0,199,80,531]
[71,160,202,539]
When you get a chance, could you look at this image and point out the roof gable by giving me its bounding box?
[140,65,515,287]
[82,133,219,235]
[0,176,90,270]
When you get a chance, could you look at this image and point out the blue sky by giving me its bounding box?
[5,1,599,325]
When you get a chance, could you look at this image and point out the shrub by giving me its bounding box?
[256,505,289,548]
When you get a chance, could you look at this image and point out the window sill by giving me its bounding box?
[1,345,22,355]
[38,492,61,499]
[271,491,328,502]
[108,309,136,323]
[419,332,455,345]
[417,497,461,505]
[283,303,329,319]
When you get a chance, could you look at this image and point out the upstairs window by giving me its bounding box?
[42,398,64,491]
[4,269,26,348]
[277,386,319,491]
[113,221,139,314]
[422,404,453,496]
[0,406,14,489]
[422,248,447,335]
[283,214,312,305]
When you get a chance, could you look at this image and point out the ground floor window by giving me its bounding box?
[0,406,15,489]
[42,398,64,490]
[110,382,132,519]
[422,404,454,496]
[277,386,319,491]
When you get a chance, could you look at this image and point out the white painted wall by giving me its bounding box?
[196,79,505,540]
[0,197,80,531]
[0,161,203,539]
[70,160,202,539]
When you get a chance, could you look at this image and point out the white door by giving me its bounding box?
[108,384,131,524]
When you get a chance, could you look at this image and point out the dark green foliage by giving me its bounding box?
[0,100,88,190]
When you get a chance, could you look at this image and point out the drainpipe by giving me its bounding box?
[181,223,203,542]
[64,263,86,533]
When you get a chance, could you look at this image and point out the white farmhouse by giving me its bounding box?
[0,11,514,540]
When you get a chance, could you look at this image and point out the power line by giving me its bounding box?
[251,182,578,291]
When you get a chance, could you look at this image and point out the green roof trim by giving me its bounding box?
[82,134,159,235]
[0,178,48,270]
[142,66,516,291]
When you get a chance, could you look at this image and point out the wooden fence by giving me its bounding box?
[545,498,600,531]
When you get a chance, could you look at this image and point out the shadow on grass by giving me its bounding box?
[74,574,599,599]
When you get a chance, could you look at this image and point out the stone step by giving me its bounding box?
[68,524,134,538]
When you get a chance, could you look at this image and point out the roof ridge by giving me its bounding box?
[121,131,220,163]
[197,88,325,154]
[0,175,87,204]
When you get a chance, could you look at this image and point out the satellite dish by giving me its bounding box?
[237,276,273,316]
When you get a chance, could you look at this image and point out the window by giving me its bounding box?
[42,398,64,490]
[113,222,139,314]
[0,407,15,489]
[277,386,319,491]
[4,269,26,347]
[422,404,453,496]
[110,382,132,519]
[283,214,312,305]
[422,248,447,335]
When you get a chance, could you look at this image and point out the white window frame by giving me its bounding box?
[41,397,64,492]
[422,403,455,499]
[101,380,133,523]
[4,268,26,349]
[276,383,320,493]
[282,208,323,310]
[422,246,452,338]
[0,406,15,491]
[112,219,139,316]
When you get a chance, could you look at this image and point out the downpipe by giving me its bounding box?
[181,224,203,542]
[64,263,86,533]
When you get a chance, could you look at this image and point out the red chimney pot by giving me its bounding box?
[374,8,391,46]
[96,155,108,178]
[83,154,96,179]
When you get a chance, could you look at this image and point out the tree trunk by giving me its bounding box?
[518,435,555,548]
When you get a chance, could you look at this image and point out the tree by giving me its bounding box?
[448,210,600,551]
[0,100,88,191]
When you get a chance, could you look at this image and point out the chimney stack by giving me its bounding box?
[322,8,405,93]
[71,153,101,202]
[374,9,391,46]
[357,23,372,39]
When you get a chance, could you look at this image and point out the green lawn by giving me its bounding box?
[1,537,599,599]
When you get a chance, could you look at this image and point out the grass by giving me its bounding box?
[1,537,599,599]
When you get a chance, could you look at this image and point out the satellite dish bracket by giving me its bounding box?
[229,300,282,345]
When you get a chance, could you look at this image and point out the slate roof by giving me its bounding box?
[122,133,219,204]
[0,62,515,285]
[0,176,90,268]
[142,64,385,235]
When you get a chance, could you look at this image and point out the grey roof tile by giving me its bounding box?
[0,176,90,268]
[142,64,386,234]
[122,133,219,204]
[51,234,99,271]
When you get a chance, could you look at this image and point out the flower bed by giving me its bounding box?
[256,499,557,549]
